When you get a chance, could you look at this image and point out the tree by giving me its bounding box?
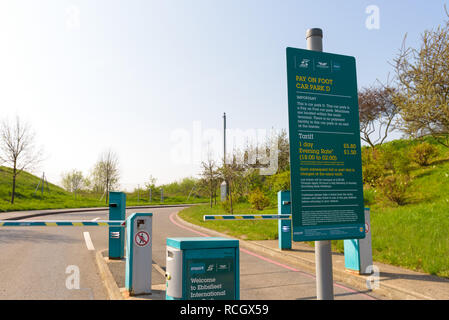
[358,83,399,150]
[92,149,120,204]
[61,169,85,199]
[392,10,449,147]
[218,153,245,214]
[0,116,42,204]
[200,157,219,208]
[144,175,157,191]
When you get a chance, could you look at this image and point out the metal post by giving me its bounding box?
[223,112,226,165]
[306,27,334,300]
[223,112,228,199]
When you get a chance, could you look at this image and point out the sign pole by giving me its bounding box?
[306,28,334,300]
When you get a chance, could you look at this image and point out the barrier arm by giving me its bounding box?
[203,214,291,221]
[0,220,126,227]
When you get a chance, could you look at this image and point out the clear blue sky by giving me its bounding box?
[0,0,448,189]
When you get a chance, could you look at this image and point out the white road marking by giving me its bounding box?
[83,232,95,251]
[92,217,100,221]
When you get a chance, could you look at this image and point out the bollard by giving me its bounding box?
[344,208,373,274]
[125,212,153,295]
[165,237,240,300]
[109,192,126,259]
[278,191,292,250]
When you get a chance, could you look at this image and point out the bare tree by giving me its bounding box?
[92,149,120,204]
[0,116,42,204]
[358,82,399,150]
[200,156,219,208]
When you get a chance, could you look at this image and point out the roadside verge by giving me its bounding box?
[174,211,449,300]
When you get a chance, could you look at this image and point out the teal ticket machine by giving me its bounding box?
[109,191,126,259]
[278,190,292,250]
[165,237,240,300]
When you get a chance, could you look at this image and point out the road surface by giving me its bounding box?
[0,207,377,300]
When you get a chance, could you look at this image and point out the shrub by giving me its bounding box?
[379,174,411,205]
[409,142,438,167]
[248,188,271,211]
[362,148,384,187]
[221,199,232,213]
[380,146,412,175]
[267,170,291,192]
[363,187,376,206]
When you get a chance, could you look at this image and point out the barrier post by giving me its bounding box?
[109,191,126,259]
[344,208,373,274]
[278,190,292,250]
[125,212,153,295]
[165,237,239,300]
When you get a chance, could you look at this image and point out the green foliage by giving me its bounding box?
[248,188,271,211]
[221,199,232,213]
[160,177,197,196]
[267,170,291,192]
[363,187,376,206]
[393,18,449,147]
[409,142,438,166]
[380,145,412,175]
[379,174,411,205]
[361,148,384,186]
[179,203,278,241]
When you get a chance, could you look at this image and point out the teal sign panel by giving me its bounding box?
[185,248,236,300]
[286,47,365,241]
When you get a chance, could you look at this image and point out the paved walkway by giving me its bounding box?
[246,240,449,300]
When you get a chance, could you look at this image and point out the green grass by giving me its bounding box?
[179,137,449,278]
[0,166,208,214]
[178,203,278,241]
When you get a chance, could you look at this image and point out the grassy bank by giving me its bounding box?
[178,203,278,240]
[180,202,449,278]
[0,166,207,213]
[179,138,449,278]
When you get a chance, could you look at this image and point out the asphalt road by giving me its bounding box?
[0,207,377,300]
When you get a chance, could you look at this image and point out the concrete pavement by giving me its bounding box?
[176,212,449,300]
[2,205,448,300]
[101,207,378,300]
[0,206,377,300]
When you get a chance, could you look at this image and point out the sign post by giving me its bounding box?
[286,28,365,299]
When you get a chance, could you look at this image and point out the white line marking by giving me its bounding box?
[83,232,95,251]
[92,217,100,221]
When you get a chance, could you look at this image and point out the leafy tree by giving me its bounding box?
[61,169,85,199]
[392,10,449,147]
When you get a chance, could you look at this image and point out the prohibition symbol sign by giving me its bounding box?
[135,231,150,247]
[365,223,370,234]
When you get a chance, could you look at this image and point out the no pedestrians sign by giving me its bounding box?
[135,231,150,247]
